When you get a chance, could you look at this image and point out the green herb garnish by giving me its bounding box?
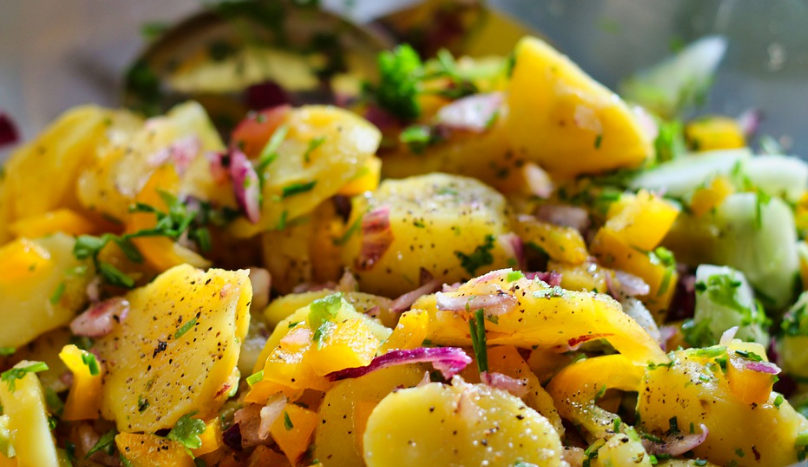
[1,362,49,392]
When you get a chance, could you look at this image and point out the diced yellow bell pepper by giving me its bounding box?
[126,164,210,273]
[0,361,60,467]
[685,116,746,152]
[379,309,429,353]
[261,324,331,393]
[604,189,680,251]
[724,340,774,406]
[488,346,564,437]
[337,156,382,196]
[411,273,669,364]
[191,418,223,458]
[689,176,734,217]
[9,209,98,239]
[513,215,589,264]
[244,380,304,405]
[0,238,52,284]
[58,345,102,420]
[548,260,609,293]
[590,228,678,321]
[308,318,381,376]
[115,433,194,467]
[506,37,653,176]
[270,404,319,466]
[547,354,644,439]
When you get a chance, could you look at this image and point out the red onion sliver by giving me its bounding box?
[499,233,526,272]
[364,105,401,132]
[0,112,20,148]
[326,347,472,382]
[480,371,529,397]
[391,279,442,313]
[355,206,394,271]
[70,297,129,338]
[737,108,762,137]
[525,271,562,287]
[608,270,651,298]
[745,361,781,375]
[435,292,517,316]
[435,92,504,132]
[229,149,261,224]
[642,424,709,457]
[535,204,590,232]
[245,81,290,111]
[567,333,614,349]
[719,326,739,345]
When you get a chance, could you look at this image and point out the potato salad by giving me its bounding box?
[1,26,807,467]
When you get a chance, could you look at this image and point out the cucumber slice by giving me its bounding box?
[743,155,808,203]
[689,264,769,347]
[629,149,751,198]
[712,193,799,309]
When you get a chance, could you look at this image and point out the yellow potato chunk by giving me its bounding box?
[411,270,668,364]
[685,116,746,152]
[637,347,808,467]
[0,234,92,349]
[1,106,136,228]
[116,433,193,467]
[230,106,381,236]
[506,37,653,176]
[341,173,516,297]
[77,101,228,222]
[363,378,564,467]
[0,361,60,467]
[95,264,251,432]
[315,365,426,467]
[514,214,589,264]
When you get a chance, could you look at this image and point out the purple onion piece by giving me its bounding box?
[222,423,243,451]
[355,206,394,271]
[435,292,517,316]
[326,347,472,382]
[245,81,290,111]
[642,424,709,457]
[229,149,261,224]
[525,271,562,287]
[745,361,781,375]
[0,112,19,148]
[390,279,441,313]
[435,92,504,132]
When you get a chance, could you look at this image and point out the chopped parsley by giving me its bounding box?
[695,273,750,315]
[506,271,525,282]
[81,352,100,376]
[1,362,49,392]
[167,411,206,455]
[174,316,198,339]
[246,370,264,387]
[309,293,344,349]
[0,347,15,356]
[734,349,763,362]
[533,286,565,299]
[137,395,149,413]
[281,181,317,198]
[257,123,289,175]
[668,416,679,434]
[468,308,489,374]
[303,136,326,163]
[774,394,785,408]
[455,234,495,276]
[49,282,66,305]
[682,318,714,348]
[86,429,117,458]
[400,125,440,154]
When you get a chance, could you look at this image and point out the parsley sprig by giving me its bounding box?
[308,293,344,349]
[1,362,49,392]
[365,44,479,121]
[468,308,489,374]
[167,411,206,456]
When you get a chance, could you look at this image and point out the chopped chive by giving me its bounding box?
[246,370,264,387]
[174,317,198,339]
[50,282,66,305]
[281,181,317,198]
[283,411,294,430]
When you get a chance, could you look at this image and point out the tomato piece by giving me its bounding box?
[231,105,292,158]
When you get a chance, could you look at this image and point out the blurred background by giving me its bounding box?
[1,0,807,156]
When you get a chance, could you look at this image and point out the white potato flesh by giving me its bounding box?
[95,264,251,432]
[363,378,564,467]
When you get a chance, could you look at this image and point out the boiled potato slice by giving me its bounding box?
[340,173,517,297]
[230,105,381,236]
[77,101,228,221]
[0,361,60,467]
[637,347,808,466]
[115,433,193,467]
[363,378,564,467]
[95,264,251,432]
[412,270,668,364]
[506,37,653,176]
[0,234,93,349]
[315,365,426,467]
[1,106,138,227]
